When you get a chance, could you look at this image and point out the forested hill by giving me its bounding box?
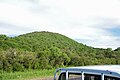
[0,31,120,72]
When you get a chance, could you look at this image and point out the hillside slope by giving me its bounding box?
[0,31,120,72]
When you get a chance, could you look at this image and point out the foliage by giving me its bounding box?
[0,31,120,72]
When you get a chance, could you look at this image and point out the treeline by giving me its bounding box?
[0,31,120,72]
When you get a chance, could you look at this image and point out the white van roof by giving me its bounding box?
[69,65,120,74]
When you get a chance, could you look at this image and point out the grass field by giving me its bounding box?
[0,69,55,80]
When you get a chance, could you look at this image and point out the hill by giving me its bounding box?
[0,31,120,72]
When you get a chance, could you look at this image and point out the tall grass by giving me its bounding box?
[0,69,55,80]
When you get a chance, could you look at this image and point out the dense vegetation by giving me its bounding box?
[0,31,120,72]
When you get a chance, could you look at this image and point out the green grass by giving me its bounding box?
[0,69,55,80]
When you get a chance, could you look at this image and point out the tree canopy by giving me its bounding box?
[0,31,120,72]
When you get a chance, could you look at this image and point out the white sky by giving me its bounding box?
[0,0,120,49]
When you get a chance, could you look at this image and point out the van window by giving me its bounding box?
[68,73,82,80]
[58,73,101,80]
[58,73,66,80]
[84,74,101,80]
[58,73,82,80]
[105,76,120,80]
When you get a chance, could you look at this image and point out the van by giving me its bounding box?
[54,65,120,80]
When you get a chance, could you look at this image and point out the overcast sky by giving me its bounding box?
[0,0,120,49]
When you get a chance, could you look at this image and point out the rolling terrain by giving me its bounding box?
[0,31,120,72]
